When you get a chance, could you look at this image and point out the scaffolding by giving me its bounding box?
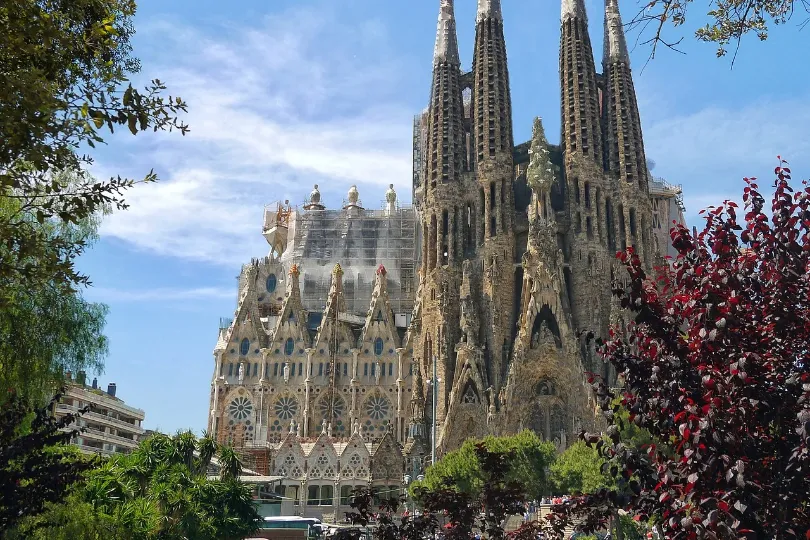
[279,205,418,317]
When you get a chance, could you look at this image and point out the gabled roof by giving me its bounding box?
[360,265,400,347]
[269,264,309,346]
[314,264,355,350]
[220,264,267,350]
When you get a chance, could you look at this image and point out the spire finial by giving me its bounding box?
[434,0,460,65]
[561,0,588,22]
[604,0,630,65]
[477,0,502,22]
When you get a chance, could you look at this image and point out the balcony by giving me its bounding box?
[82,427,140,449]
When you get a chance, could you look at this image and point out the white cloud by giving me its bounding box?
[98,4,415,264]
[88,286,234,303]
[642,92,810,223]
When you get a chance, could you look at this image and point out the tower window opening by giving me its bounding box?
[629,208,637,237]
[584,182,591,208]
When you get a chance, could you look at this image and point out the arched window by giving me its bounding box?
[343,363,348,376]
[266,274,277,293]
[288,311,295,323]
[228,363,234,377]
[290,363,296,377]
[240,338,250,356]
[584,182,591,208]
[253,363,258,377]
[318,363,323,376]
[364,363,369,376]
[284,338,294,356]
[375,310,384,322]
[389,363,393,376]
[374,337,384,356]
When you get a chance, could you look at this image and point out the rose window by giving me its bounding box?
[348,453,361,467]
[316,454,330,467]
[318,394,346,420]
[275,396,298,420]
[283,454,296,467]
[228,397,253,421]
[365,395,390,420]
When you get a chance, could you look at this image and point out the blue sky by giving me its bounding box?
[77,0,810,434]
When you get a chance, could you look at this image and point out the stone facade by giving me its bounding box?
[206,0,687,478]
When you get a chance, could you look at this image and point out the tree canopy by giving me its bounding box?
[550,161,810,539]
[0,391,97,533]
[410,431,556,501]
[9,431,260,540]
[549,441,613,496]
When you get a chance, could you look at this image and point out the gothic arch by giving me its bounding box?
[529,305,562,348]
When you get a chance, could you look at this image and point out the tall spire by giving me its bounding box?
[473,0,513,164]
[477,0,502,22]
[434,0,460,65]
[604,0,630,64]
[560,0,602,165]
[472,0,515,397]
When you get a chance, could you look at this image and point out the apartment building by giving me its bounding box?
[56,372,146,456]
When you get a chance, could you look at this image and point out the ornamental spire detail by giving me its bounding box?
[434,0,460,65]
[604,0,630,65]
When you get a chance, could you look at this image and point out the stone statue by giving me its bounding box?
[283,363,290,383]
[531,330,540,349]
[237,363,245,384]
[375,362,381,385]
[321,418,327,435]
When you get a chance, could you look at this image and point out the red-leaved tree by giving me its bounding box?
[548,160,810,539]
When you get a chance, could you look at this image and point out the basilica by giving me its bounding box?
[206,0,685,518]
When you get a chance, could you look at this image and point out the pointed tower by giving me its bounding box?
[472,0,516,392]
[418,0,466,432]
[560,0,603,166]
[559,0,611,335]
[602,0,655,267]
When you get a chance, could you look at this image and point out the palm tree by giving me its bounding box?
[217,446,243,481]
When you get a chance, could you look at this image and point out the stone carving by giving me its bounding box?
[237,363,245,384]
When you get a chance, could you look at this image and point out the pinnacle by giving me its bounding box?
[434,0,460,64]
[477,0,503,23]
[561,0,588,23]
[604,0,630,65]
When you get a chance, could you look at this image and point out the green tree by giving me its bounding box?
[0,391,98,533]
[411,431,556,501]
[549,441,613,496]
[0,174,110,402]
[11,432,260,540]
[0,0,188,295]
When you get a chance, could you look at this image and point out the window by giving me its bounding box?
[371,363,376,377]
[389,363,393,376]
[308,485,333,506]
[318,363,323,376]
[284,338,294,356]
[409,363,413,376]
[340,485,354,505]
[228,363,233,377]
[265,362,269,377]
[343,363,348,376]
[298,362,303,376]
[240,338,250,356]
[253,363,258,377]
[219,363,224,376]
[266,274,277,293]
[374,337,384,356]
[375,310,383,322]
[290,363,296,377]
[364,363,369,376]
[273,363,279,376]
